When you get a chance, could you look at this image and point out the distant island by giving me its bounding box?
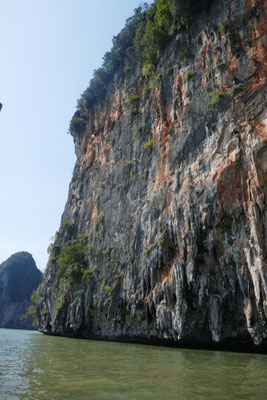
[0,251,42,330]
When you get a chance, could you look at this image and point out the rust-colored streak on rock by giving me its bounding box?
[217,161,249,210]
[83,149,96,169]
[173,72,185,120]
[254,120,267,140]
[161,121,170,153]
[150,121,171,195]
[247,3,267,91]
[89,203,98,225]
[199,39,211,86]
[255,140,267,195]
[157,267,172,288]
[83,134,96,168]
[244,0,261,12]
[228,56,239,75]
[109,89,124,125]
[83,134,111,173]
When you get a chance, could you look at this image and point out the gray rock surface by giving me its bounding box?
[37,0,267,351]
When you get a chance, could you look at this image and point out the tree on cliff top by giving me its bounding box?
[69,0,211,136]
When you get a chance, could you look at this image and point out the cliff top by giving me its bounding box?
[0,251,39,275]
[69,0,211,136]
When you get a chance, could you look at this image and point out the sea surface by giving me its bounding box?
[0,328,267,400]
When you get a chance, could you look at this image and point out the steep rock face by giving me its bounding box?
[37,0,267,350]
[0,252,42,329]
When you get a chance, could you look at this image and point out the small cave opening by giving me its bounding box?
[147,302,156,324]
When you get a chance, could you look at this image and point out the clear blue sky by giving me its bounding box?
[0,0,152,271]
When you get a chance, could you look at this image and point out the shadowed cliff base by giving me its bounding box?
[38,329,267,355]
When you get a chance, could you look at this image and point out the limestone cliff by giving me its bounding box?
[36,0,267,351]
[0,252,42,329]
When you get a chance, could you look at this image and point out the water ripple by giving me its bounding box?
[1,329,267,400]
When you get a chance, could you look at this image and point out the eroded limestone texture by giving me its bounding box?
[37,0,267,350]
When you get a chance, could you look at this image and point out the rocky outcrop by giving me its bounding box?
[0,252,42,329]
[36,0,267,351]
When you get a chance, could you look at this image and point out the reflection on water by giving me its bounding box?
[0,328,267,400]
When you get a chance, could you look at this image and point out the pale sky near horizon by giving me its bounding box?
[0,0,152,271]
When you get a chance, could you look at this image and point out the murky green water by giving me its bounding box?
[0,329,267,400]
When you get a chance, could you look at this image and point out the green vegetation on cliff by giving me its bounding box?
[69,0,211,135]
[57,244,87,282]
